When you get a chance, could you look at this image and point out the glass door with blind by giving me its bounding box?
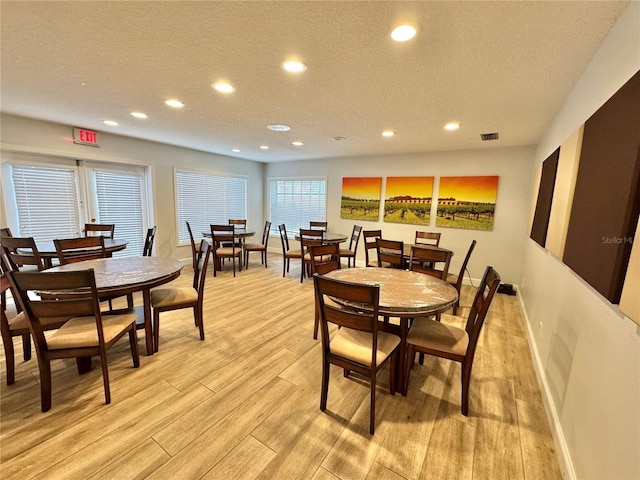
[1,154,152,257]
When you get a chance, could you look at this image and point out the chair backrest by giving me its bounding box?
[415,231,441,246]
[278,224,291,254]
[314,274,381,363]
[347,225,363,252]
[308,243,341,276]
[299,228,324,255]
[376,238,405,268]
[0,227,13,238]
[363,229,382,266]
[463,266,501,360]
[452,240,477,291]
[193,240,212,297]
[259,220,272,246]
[409,246,452,279]
[185,221,197,269]
[228,219,247,229]
[54,236,106,265]
[1,236,47,271]
[7,268,102,351]
[143,227,157,256]
[84,223,115,239]
[210,224,236,248]
[309,221,327,231]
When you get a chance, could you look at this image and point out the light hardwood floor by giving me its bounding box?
[0,256,563,480]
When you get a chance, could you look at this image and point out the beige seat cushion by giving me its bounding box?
[245,243,265,251]
[151,287,197,309]
[339,248,355,256]
[286,250,302,258]
[330,328,400,367]
[9,312,69,331]
[216,246,241,256]
[407,315,469,357]
[47,312,137,349]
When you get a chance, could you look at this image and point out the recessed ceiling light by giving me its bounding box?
[267,124,291,132]
[131,112,148,119]
[291,141,304,146]
[444,122,461,131]
[232,148,240,153]
[333,136,346,141]
[165,99,185,108]
[260,145,270,150]
[103,120,118,126]
[282,60,307,73]
[382,130,396,137]
[212,82,236,93]
[391,25,417,42]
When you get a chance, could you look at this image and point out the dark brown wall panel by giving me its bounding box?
[563,70,640,303]
[531,148,560,247]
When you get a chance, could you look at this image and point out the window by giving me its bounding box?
[268,177,326,235]
[175,169,247,243]
[10,164,81,240]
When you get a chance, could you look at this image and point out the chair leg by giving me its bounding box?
[22,334,32,361]
[153,309,161,352]
[38,358,53,412]
[389,350,397,396]
[129,327,140,367]
[1,331,15,385]
[282,258,286,277]
[320,357,329,411]
[195,305,205,340]
[313,307,319,340]
[99,351,111,405]
[369,371,376,435]
[404,345,416,395]
[461,359,473,416]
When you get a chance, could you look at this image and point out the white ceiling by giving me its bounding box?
[0,1,630,163]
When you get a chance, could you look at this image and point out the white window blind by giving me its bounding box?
[11,164,80,241]
[269,178,326,235]
[94,170,144,257]
[176,170,247,243]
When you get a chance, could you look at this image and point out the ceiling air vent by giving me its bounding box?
[481,132,499,141]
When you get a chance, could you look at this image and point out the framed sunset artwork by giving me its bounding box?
[383,176,434,225]
[340,177,382,221]
[436,176,499,230]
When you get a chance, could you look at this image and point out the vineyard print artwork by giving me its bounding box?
[383,176,434,225]
[340,177,382,221]
[436,176,499,230]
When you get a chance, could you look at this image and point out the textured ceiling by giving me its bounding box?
[0,1,630,163]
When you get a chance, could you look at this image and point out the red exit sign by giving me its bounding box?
[73,128,100,147]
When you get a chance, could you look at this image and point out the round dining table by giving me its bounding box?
[46,256,183,355]
[323,267,458,395]
[294,232,349,244]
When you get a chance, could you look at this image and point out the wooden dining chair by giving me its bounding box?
[376,238,405,269]
[415,231,441,246]
[84,223,115,239]
[447,240,477,315]
[7,268,140,412]
[0,227,13,239]
[404,266,501,415]
[309,221,327,231]
[278,224,302,277]
[54,236,107,265]
[244,221,271,269]
[185,221,198,270]
[409,246,453,280]
[363,229,382,267]
[314,274,400,434]
[339,225,362,268]
[1,235,47,272]
[151,240,212,351]
[210,224,242,276]
[299,228,325,283]
[308,243,341,339]
[143,226,157,256]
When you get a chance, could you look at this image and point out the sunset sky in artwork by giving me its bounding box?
[385,176,434,198]
[342,177,382,200]
[438,176,499,203]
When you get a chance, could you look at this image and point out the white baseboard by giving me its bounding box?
[516,291,576,480]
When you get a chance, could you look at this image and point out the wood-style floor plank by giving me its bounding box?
[0,255,562,480]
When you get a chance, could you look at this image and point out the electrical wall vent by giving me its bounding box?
[481,132,499,141]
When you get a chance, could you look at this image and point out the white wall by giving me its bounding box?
[521,3,640,479]
[0,114,265,263]
[266,146,535,285]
